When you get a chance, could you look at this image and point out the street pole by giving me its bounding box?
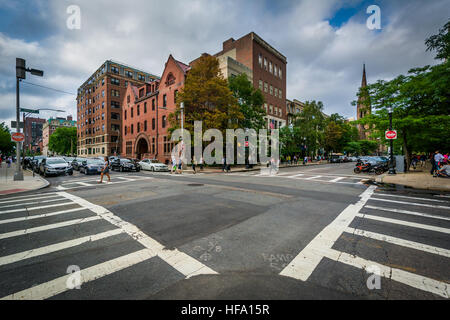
[180,102,184,133]
[388,107,396,175]
[14,76,24,181]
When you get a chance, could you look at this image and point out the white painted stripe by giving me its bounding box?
[365,205,450,221]
[369,197,450,210]
[330,177,346,183]
[0,208,85,225]
[115,177,135,181]
[1,249,155,300]
[288,174,304,178]
[323,249,449,298]
[280,186,377,281]
[0,202,76,214]
[0,198,67,209]
[0,194,60,205]
[57,192,218,278]
[75,182,93,186]
[305,175,322,180]
[356,213,450,234]
[345,227,450,258]
[0,216,102,240]
[374,193,449,203]
[0,193,58,203]
[56,185,68,191]
[0,229,124,267]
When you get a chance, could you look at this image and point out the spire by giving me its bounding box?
[361,63,367,88]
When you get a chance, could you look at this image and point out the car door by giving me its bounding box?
[40,158,46,174]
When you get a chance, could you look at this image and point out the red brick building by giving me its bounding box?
[213,32,288,129]
[23,117,46,151]
[121,55,190,163]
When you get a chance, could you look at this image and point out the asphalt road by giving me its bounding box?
[0,163,449,300]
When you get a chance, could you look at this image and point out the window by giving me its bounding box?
[139,88,144,98]
[138,74,145,81]
[111,112,120,120]
[111,90,120,97]
[163,94,167,107]
[269,61,273,73]
[111,66,119,74]
[152,118,155,130]
[162,115,166,128]
[279,108,282,117]
[126,70,133,78]
[264,103,268,113]
[279,68,282,79]
[270,85,273,95]
[111,101,120,109]
[102,102,105,109]
[137,122,140,133]
[264,82,268,93]
[131,124,134,134]
[279,90,282,99]
[152,99,155,111]
[102,90,105,97]
[111,78,120,85]
[124,110,127,120]
[102,78,105,86]
[258,54,263,67]
[144,102,147,113]
[131,108,133,118]
[274,65,278,77]
[125,81,128,87]
[269,105,273,114]
[264,58,267,70]
[137,105,140,116]
[102,113,105,120]
[259,80,263,90]
[125,126,127,135]
[144,120,147,131]
[174,90,178,103]
[274,88,278,98]
[127,95,130,103]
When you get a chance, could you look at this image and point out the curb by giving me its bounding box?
[1,169,51,196]
[372,174,450,192]
[183,162,327,174]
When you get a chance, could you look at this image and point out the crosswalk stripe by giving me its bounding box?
[356,213,450,234]
[75,182,93,186]
[0,229,124,267]
[0,208,85,225]
[288,174,304,178]
[305,175,322,180]
[0,202,76,215]
[0,193,58,203]
[364,205,450,221]
[57,192,218,279]
[370,198,450,210]
[345,227,450,258]
[330,177,346,183]
[374,193,449,203]
[1,248,156,300]
[323,249,449,299]
[0,216,102,240]
[0,198,67,209]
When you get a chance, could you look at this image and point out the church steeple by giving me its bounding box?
[361,63,367,88]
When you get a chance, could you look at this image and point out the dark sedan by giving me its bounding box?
[71,158,85,171]
[79,159,105,175]
[111,158,141,172]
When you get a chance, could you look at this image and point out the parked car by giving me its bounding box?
[71,158,84,171]
[111,158,141,172]
[31,156,46,173]
[329,154,343,163]
[40,157,73,177]
[79,158,105,175]
[138,159,169,172]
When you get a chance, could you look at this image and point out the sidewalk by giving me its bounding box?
[0,163,49,195]
[374,166,450,192]
[183,161,327,174]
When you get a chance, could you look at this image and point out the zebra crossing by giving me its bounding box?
[0,191,217,300]
[281,186,450,298]
[231,170,369,185]
[55,174,154,190]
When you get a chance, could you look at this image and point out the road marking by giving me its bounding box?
[345,227,450,258]
[0,216,102,240]
[58,192,218,279]
[288,174,305,178]
[322,249,450,299]
[374,193,449,203]
[364,205,450,221]
[330,177,346,183]
[75,182,94,186]
[0,208,85,225]
[0,202,76,215]
[356,213,450,234]
[0,229,124,267]
[369,198,450,210]
[0,198,67,209]
[0,194,59,204]
[115,177,135,181]
[0,193,58,202]
[1,248,156,300]
[280,186,377,281]
[305,175,323,180]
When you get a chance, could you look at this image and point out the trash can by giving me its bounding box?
[395,155,405,173]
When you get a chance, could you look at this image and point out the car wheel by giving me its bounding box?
[354,168,361,174]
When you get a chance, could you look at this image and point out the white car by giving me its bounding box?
[138,159,169,172]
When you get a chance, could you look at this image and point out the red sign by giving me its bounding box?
[385,130,397,140]
[245,141,249,147]
[11,132,25,142]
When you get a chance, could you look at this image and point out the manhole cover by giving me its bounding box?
[187,184,204,187]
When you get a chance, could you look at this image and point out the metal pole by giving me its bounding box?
[14,77,24,181]
[388,110,396,175]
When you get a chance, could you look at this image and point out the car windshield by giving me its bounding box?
[121,159,131,163]
[47,158,67,165]
[64,158,75,162]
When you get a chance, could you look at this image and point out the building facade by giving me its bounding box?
[286,99,305,126]
[214,32,288,130]
[121,55,190,164]
[76,60,159,157]
[42,116,77,156]
[23,117,45,152]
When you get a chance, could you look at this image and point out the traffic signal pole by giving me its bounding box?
[14,75,24,181]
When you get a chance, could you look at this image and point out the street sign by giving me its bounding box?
[245,141,249,147]
[11,121,24,129]
[11,132,25,142]
[385,130,398,140]
[20,108,39,114]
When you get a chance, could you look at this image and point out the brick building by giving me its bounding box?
[23,117,45,152]
[121,55,190,164]
[42,116,77,156]
[286,99,305,126]
[76,60,159,157]
[214,32,288,130]
[356,64,371,140]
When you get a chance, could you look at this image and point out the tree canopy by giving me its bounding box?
[48,127,77,156]
[0,123,15,156]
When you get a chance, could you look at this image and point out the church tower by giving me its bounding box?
[356,64,371,140]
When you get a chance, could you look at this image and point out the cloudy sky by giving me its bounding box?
[0,0,448,128]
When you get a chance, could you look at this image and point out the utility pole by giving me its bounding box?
[388,106,396,175]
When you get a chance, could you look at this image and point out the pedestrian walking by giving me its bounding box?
[98,156,111,183]
[177,158,183,174]
[222,157,227,172]
[192,157,197,174]
[431,151,444,176]
[6,157,11,168]
[171,155,177,174]
[303,156,307,166]
[199,156,204,171]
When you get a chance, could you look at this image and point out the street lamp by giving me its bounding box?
[180,102,184,132]
[388,106,396,175]
[14,58,44,181]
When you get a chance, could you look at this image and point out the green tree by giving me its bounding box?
[169,55,244,135]
[0,122,15,156]
[324,121,343,154]
[48,127,77,156]
[228,73,266,131]
[358,140,379,156]
[425,20,450,60]
[279,126,303,157]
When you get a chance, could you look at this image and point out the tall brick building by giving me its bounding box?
[121,55,190,163]
[214,32,288,129]
[76,60,159,157]
[23,117,45,152]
